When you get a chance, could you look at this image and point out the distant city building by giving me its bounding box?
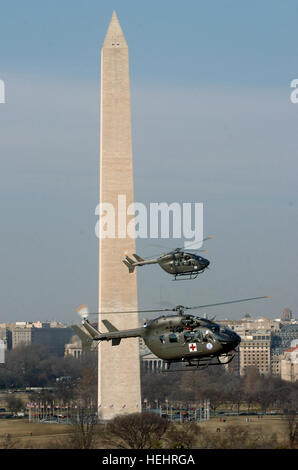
[65,337,83,359]
[272,323,298,351]
[32,327,73,356]
[0,327,12,350]
[220,317,280,333]
[12,326,32,348]
[239,330,271,376]
[1,321,73,356]
[280,340,298,382]
[219,311,298,377]
[271,352,282,376]
[281,307,293,322]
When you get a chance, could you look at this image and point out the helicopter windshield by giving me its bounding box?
[194,317,220,333]
[209,324,220,334]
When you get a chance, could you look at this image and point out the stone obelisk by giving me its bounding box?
[98,12,141,420]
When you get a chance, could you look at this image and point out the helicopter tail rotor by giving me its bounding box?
[122,257,135,273]
[73,304,102,348]
[76,304,89,321]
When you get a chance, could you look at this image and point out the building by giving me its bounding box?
[4,322,73,356]
[65,337,83,359]
[220,313,298,376]
[238,330,271,376]
[0,326,12,350]
[32,327,73,356]
[270,352,282,376]
[280,340,298,382]
[220,316,280,334]
[12,325,32,348]
[281,307,293,322]
[272,323,298,350]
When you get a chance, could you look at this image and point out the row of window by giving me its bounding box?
[253,336,270,340]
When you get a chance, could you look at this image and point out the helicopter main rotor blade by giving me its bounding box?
[184,295,272,311]
[83,295,272,317]
[183,249,208,253]
[183,236,214,248]
[87,307,174,316]
[171,236,214,253]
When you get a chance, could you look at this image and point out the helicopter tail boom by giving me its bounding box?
[123,254,157,273]
[73,319,144,347]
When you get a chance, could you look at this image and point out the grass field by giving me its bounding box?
[199,414,288,443]
[0,390,293,448]
[0,414,290,449]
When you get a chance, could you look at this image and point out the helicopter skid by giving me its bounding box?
[173,271,204,281]
[163,352,236,372]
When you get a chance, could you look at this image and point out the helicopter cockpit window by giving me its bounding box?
[220,327,230,335]
[209,325,220,334]
[159,335,165,344]
[184,331,195,342]
[195,330,202,341]
[184,330,202,342]
[169,333,178,343]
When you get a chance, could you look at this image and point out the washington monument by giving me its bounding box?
[98,12,141,419]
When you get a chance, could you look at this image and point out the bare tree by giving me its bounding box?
[283,409,297,449]
[165,422,201,449]
[105,412,171,449]
[65,359,99,449]
[5,395,23,413]
[67,404,99,449]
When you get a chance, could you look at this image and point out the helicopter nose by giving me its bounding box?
[204,259,210,268]
[230,332,241,348]
[219,331,241,349]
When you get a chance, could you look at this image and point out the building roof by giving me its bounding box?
[285,346,298,353]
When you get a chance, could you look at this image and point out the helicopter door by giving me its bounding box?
[183,255,192,266]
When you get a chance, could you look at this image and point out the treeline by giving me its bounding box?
[1,344,297,415]
[141,366,298,414]
[0,343,97,394]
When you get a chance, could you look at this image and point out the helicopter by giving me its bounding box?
[122,237,213,280]
[72,295,271,370]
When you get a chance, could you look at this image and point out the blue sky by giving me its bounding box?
[1,0,297,85]
[0,1,298,322]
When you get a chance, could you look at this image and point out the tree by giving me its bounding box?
[105,412,171,449]
[202,388,225,415]
[6,395,23,413]
[67,404,99,449]
[282,391,297,450]
[242,366,260,411]
[165,422,201,449]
